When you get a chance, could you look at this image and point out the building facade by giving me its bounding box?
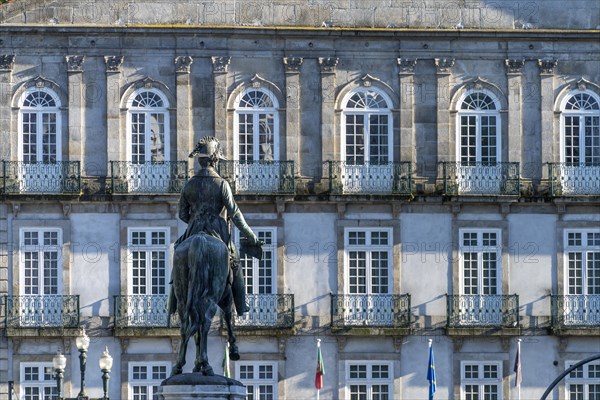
[0,0,599,399]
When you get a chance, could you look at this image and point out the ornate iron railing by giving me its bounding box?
[551,294,600,328]
[331,294,412,328]
[109,161,188,194]
[4,295,80,328]
[548,163,600,196]
[441,162,520,195]
[446,294,519,327]
[2,161,81,194]
[233,294,294,329]
[114,294,179,328]
[217,160,295,195]
[323,161,412,195]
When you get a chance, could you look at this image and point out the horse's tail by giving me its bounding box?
[184,235,210,339]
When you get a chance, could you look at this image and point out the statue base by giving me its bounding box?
[159,373,246,400]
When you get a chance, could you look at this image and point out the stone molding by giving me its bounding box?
[283,57,303,73]
[211,56,231,73]
[505,59,525,74]
[538,59,558,75]
[435,58,455,74]
[66,55,85,72]
[397,58,417,74]
[104,55,124,73]
[0,54,15,71]
[174,56,193,73]
[319,57,339,73]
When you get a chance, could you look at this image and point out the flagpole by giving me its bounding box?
[517,339,522,400]
[317,338,321,400]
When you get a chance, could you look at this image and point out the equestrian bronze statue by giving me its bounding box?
[168,136,263,376]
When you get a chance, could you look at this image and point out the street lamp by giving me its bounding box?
[52,351,67,400]
[99,347,113,400]
[75,329,90,399]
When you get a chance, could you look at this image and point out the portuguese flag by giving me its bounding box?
[315,339,324,390]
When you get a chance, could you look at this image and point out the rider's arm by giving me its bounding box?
[221,181,260,245]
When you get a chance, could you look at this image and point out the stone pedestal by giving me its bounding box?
[159,374,246,400]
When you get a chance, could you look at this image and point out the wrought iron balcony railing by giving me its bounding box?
[4,295,80,328]
[323,161,412,195]
[441,162,520,195]
[2,161,81,194]
[446,294,519,328]
[233,294,294,329]
[548,163,600,196]
[217,160,295,195]
[331,294,412,328]
[551,294,600,328]
[114,294,179,328]
[109,161,188,194]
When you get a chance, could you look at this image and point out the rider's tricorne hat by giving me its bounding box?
[188,136,226,160]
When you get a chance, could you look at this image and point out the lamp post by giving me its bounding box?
[75,329,90,399]
[52,351,67,400]
[99,347,113,400]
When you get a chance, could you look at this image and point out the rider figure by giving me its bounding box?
[174,136,262,316]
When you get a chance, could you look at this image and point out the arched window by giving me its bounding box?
[234,89,279,161]
[457,91,501,164]
[127,89,170,163]
[19,88,61,163]
[342,88,392,164]
[561,91,600,165]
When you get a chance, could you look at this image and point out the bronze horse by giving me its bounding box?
[169,232,240,376]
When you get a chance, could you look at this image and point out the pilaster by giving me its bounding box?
[538,59,558,179]
[0,55,15,160]
[435,58,455,163]
[319,57,339,162]
[505,59,525,174]
[398,58,417,169]
[174,56,193,163]
[104,56,124,162]
[211,56,230,147]
[66,55,85,165]
[283,57,303,174]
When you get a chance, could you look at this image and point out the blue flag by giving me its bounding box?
[427,342,436,400]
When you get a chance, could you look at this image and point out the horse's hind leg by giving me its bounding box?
[170,320,190,376]
[193,304,217,375]
[221,301,240,361]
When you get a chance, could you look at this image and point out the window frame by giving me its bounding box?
[344,360,394,400]
[565,360,600,400]
[20,362,57,400]
[563,229,600,295]
[559,90,600,165]
[460,361,503,400]
[19,228,63,296]
[236,227,277,295]
[17,87,62,163]
[125,88,170,164]
[126,228,170,296]
[455,90,502,164]
[458,228,502,296]
[233,88,280,162]
[127,361,170,400]
[235,361,278,400]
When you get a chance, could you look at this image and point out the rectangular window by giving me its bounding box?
[20,229,62,295]
[236,362,278,400]
[461,362,502,400]
[566,361,600,400]
[128,362,169,400]
[239,228,276,295]
[459,230,501,295]
[565,230,600,296]
[345,229,392,295]
[346,361,393,400]
[20,363,57,400]
[128,229,169,295]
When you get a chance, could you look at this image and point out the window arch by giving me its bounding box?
[341,88,393,164]
[126,89,170,163]
[18,88,61,163]
[456,91,501,164]
[561,91,600,165]
[234,88,279,161]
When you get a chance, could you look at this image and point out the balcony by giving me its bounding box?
[2,161,81,194]
[233,294,294,330]
[114,294,179,329]
[323,161,412,195]
[441,162,520,196]
[548,163,600,196]
[551,295,600,334]
[330,294,412,333]
[217,160,295,195]
[446,294,519,334]
[109,161,188,194]
[4,295,80,329]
